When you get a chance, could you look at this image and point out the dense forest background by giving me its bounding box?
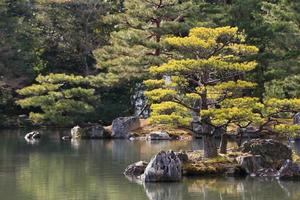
[0,0,299,127]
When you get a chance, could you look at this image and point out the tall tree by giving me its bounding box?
[144,26,258,158]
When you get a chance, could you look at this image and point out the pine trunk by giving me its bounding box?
[203,135,218,158]
[219,133,228,154]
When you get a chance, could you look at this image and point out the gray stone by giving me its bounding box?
[70,125,110,139]
[124,161,148,177]
[241,139,292,169]
[141,150,182,182]
[255,168,279,177]
[147,131,171,140]
[175,151,189,163]
[293,112,300,124]
[24,131,40,140]
[237,155,265,174]
[278,159,300,179]
[112,116,140,138]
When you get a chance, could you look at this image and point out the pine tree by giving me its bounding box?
[144,26,259,158]
[16,73,101,126]
[94,0,193,82]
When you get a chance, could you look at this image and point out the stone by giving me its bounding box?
[70,124,110,139]
[111,116,140,138]
[278,159,300,179]
[175,151,189,163]
[146,131,171,140]
[236,155,265,174]
[255,168,279,177]
[141,150,182,182]
[241,139,292,169]
[71,126,84,139]
[84,124,110,139]
[24,131,40,140]
[293,112,300,124]
[124,161,148,177]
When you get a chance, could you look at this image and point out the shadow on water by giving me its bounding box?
[0,129,300,200]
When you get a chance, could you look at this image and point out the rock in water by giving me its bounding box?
[111,116,140,138]
[142,150,182,182]
[236,155,265,174]
[24,131,40,140]
[70,125,110,139]
[146,131,171,140]
[293,112,300,124]
[124,161,148,177]
[241,139,292,169]
[278,159,300,179]
[71,126,84,139]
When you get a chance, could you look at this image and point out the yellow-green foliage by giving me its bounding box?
[145,26,259,127]
[16,73,98,126]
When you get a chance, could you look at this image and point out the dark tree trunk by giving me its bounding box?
[219,132,228,154]
[203,134,218,158]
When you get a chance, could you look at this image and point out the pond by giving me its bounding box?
[0,129,300,200]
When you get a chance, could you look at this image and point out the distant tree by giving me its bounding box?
[144,26,259,158]
[16,73,104,126]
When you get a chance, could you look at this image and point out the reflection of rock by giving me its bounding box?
[241,139,292,169]
[278,159,300,179]
[124,161,148,177]
[142,150,182,182]
[112,116,140,138]
[143,182,184,200]
[146,131,171,140]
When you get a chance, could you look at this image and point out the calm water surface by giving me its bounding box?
[0,129,300,200]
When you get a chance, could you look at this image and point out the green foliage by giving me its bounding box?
[145,26,258,126]
[16,73,99,126]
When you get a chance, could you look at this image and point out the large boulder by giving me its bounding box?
[236,155,265,174]
[241,139,292,169]
[141,150,182,182]
[112,116,140,139]
[146,131,171,140]
[278,159,300,179]
[124,161,148,177]
[70,125,110,139]
[293,112,300,124]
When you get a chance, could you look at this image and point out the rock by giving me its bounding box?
[241,139,292,169]
[84,124,110,139]
[293,112,300,124]
[24,131,40,140]
[278,159,300,179]
[71,126,84,139]
[175,151,189,163]
[225,165,247,177]
[146,131,171,140]
[71,125,110,139]
[112,116,140,138]
[141,150,182,182]
[236,155,265,174]
[255,168,279,177]
[62,136,72,140]
[124,161,148,177]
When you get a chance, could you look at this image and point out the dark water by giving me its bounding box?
[0,129,300,200]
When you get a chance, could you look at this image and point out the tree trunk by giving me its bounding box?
[203,134,218,158]
[219,133,228,154]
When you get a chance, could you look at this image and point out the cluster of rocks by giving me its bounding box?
[124,139,300,182]
[24,131,41,140]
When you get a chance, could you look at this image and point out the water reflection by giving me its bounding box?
[0,129,300,200]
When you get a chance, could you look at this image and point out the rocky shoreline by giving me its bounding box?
[124,139,300,182]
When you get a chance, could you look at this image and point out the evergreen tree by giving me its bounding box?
[16,73,101,126]
[144,26,258,158]
[94,0,193,82]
